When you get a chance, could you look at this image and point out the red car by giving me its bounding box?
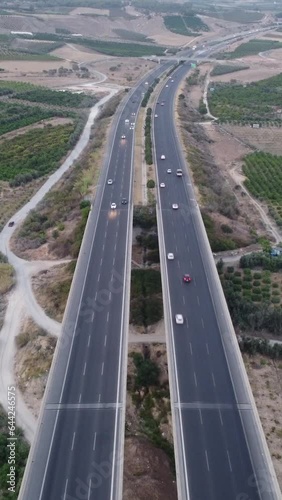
[183,274,192,283]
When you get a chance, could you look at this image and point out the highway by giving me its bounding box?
[18,62,172,500]
[153,63,280,499]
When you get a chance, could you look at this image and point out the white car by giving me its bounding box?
[160,182,165,188]
[171,79,174,83]
[121,135,126,139]
[145,81,148,85]
[165,84,169,88]
[175,314,184,325]
[155,114,158,118]
[111,203,116,209]
[131,122,135,127]
[132,112,136,116]
[167,253,174,260]
[172,204,179,210]
[161,155,166,160]
[107,179,113,185]
[161,102,164,106]
[167,169,172,174]
[125,119,129,123]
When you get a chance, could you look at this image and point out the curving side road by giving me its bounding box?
[153,63,281,499]
[18,61,172,500]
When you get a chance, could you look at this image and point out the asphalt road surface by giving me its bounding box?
[18,62,171,500]
[153,63,276,499]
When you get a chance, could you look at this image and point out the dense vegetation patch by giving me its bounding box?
[218,259,282,335]
[216,39,282,60]
[209,73,282,124]
[242,152,282,225]
[0,80,96,108]
[128,350,175,471]
[131,269,163,327]
[133,206,157,229]
[0,404,29,499]
[144,107,153,165]
[164,14,208,36]
[210,64,249,76]
[0,124,76,186]
[0,102,59,136]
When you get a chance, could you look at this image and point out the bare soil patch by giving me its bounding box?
[134,107,145,206]
[15,317,56,418]
[89,58,156,87]
[244,354,282,487]
[123,436,177,500]
[51,44,108,64]
[221,125,282,156]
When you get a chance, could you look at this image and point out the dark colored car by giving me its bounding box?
[121,198,128,205]
[183,274,192,283]
[8,221,15,227]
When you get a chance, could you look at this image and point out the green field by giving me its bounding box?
[0,80,97,108]
[209,72,282,124]
[0,124,75,187]
[0,102,58,136]
[164,14,208,36]
[0,51,60,61]
[243,152,282,226]
[216,39,282,59]
[210,64,249,76]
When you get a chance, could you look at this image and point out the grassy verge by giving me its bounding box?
[0,405,29,499]
[32,262,75,322]
[209,73,282,125]
[131,269,163,327]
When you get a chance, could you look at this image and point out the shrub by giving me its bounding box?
[253,295,262,302]
[272,290,280,296]
[233,277,242,285]
[272,282,279,288]
[243,268,252,275]
[253,272,262,279]
[272,297,280,304]
[234,285,242,292]
[252,287,261,294]
[227,266,234,273]
[263,278,271,284]
[221,224,233,234]
[242,282,252,289]
[253,280,261,287]
[234,271,241,277]
[243,275,252,282]
[147,179,155,188]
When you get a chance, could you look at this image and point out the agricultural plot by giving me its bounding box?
[0,34,62,61]
[243,152,282,226]
[0,123,75,187]
[209,72,282,124]
[210,64,249,76]
[220,266,282,305]
[164,14,208,36]
[0,102,57,136]
[216,39,282,60]
[0,80,97,108]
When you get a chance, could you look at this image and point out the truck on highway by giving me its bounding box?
[176,169,183,177]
